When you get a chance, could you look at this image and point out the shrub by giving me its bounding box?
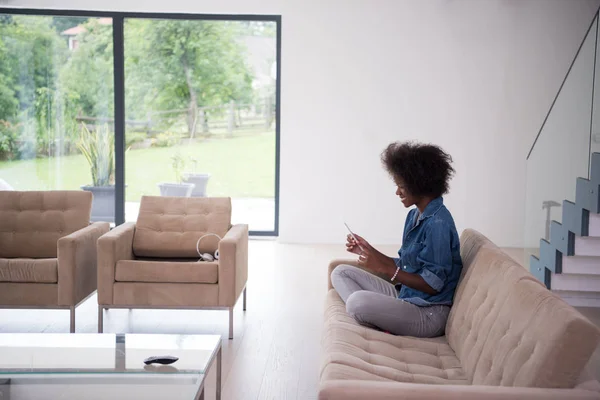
[152,131,181,148]
[76,123,114,186]
[0,120,20,160]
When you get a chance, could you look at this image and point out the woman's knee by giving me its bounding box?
[332,264,359,276]
[346,291,375,320]
[331,264,357,285]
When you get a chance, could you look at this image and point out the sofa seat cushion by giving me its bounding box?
[321,290,468,385]
[0,258,58,283]
[115,259,218,284]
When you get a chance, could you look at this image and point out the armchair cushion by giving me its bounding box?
[0,258,58,283]
[112,282,219,307]
[132,196,232,258]
[0,283,57,306]
[115,259,218,284]
[0,191,92,258]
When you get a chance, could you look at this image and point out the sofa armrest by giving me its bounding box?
[218,224,248,306]
[57,222,110,306]
[318,380,600,400]
[97,222,135,305]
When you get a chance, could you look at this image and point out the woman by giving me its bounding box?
[331,141,463,338]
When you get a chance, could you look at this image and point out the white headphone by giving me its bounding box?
[196,233,222,262]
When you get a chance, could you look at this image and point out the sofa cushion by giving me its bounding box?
[322,290,468,385]
[446,230,600,388]
[455,228,500,280]
[0,191,92,258]
[115,259,218,284]
[470,277,599,388]
[0,258,58,283]
[132,196,231,258]
[446,235,533,370]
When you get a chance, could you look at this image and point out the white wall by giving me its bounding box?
[3,0,599,247]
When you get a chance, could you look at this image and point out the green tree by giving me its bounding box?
[0,28,18,122]
[59,19,114,120]
[0,15,69,158]
[125,19,254,137]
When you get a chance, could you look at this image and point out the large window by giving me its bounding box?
[0,10,280,235]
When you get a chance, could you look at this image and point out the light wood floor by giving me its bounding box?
[0,241,598,400]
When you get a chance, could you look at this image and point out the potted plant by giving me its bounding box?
[182,157,211,197]
[78,123,116,222]
[158,152,195,197]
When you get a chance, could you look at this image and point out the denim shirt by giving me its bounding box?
[393,197,463,306]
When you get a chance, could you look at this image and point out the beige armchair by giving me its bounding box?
[0,191,109,332]
[97,196,248,339]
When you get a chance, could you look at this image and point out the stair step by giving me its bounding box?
[551,273,600,291]
[592,152,600,184]
[563,200,588,237]
[539,238,561,273]
[553,290,600,307]
[550,220,574,256]
[562,255,600,274]
[591,213,600,237]
[575,236,600,256]
[576,177,600,214]
[530,255,550,288]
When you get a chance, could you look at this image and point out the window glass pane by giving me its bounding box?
[0,15,115,222]
[124,19,277,232]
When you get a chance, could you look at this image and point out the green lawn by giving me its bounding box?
[0,132,276,201]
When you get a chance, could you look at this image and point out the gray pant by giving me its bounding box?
[331,264,449,338]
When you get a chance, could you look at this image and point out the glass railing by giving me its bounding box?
[524,14,598,265]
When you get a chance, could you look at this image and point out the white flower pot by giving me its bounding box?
[157,182,195,197]
[81,185,116,222]
[182,173,211,197]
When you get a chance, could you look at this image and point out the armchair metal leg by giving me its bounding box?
[98,306,104,333]
[243,287,247,311]
[228,307,234,340]
[69,306,76,333]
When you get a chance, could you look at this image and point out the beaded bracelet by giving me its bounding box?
[391,266,400,282]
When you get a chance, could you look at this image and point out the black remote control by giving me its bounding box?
[143,355,179,365]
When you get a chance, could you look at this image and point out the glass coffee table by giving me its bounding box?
[0,333,221,400]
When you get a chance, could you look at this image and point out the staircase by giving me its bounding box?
[531,152,600,307]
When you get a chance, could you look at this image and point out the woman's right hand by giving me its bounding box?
[346,234,362,255]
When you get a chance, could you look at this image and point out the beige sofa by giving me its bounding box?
[0,191,109,332]
[97,196,248,338]
[320,229,600,399]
